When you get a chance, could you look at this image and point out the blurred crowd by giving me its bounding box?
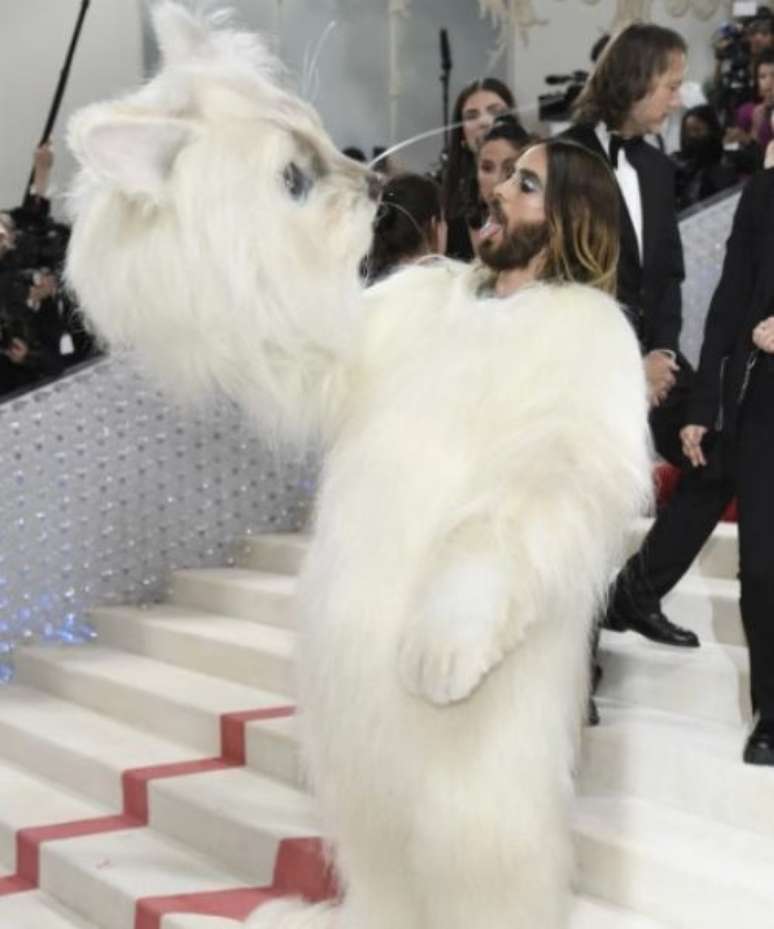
[352,11,774,762]
[0,144,94,397]
[361,6,774,281]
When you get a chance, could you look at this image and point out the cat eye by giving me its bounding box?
[283,162,312,201]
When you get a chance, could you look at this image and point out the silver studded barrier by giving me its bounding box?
[679,187,741,368]
[0,355,316,681]
[0,186,744,679]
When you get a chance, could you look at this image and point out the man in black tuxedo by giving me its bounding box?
[564,23,700,650]
[678,170,774,764]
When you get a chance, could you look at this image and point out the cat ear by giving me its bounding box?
[152,1,210,68]
[69,108,193,199]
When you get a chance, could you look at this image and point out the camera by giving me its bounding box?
[713,6,774,117]
[538,70,589,122]
[713,20,754,117]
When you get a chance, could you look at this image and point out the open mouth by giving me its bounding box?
[478,200,506,241]
[480,204,506,242]
[479,217,503,242]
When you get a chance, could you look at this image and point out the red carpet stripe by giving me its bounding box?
[221,706,296,765]
[0,875,35,896]
[136,886,281,929]
[134,838,338,929]
[17,815,141,886]
[273,837,337,902]
[0,702,296,901]
[122,758,233,822]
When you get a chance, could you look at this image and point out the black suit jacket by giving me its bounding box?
[562,124,685,354]
[688,169,774,436]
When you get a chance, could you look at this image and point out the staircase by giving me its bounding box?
[0,522,771,929]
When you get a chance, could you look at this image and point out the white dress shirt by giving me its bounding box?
[595,123,643,263]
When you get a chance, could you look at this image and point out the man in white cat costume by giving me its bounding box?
[65,5,651,927]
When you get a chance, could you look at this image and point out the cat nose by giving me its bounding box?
[366,172,383,202]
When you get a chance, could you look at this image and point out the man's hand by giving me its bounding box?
[680,424,708,467]
[5,338,29,365]
[644,350,679,407]
[753,316,774,354]
[27,271,58,310]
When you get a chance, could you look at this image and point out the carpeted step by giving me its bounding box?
[0,685,195,810]
[661,574,742,646]
[581,701,774,838]
[0,891,102,929]
[0,756,107,875]
[13,646,291,755]
[575,794,774,928]
[234,534,310,577]
[39,826,259,929]
[88,605,296,697]
[598,631,751,725]
[171,570,296,628]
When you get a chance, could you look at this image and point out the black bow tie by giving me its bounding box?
[608,134,644,169]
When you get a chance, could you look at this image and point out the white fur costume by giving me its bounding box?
[66,5,652,928]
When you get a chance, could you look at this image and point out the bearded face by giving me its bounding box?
[478,197,549,272]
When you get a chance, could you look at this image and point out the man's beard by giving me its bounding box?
[479,210,549,273]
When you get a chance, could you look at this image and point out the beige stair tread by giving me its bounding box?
[40,826,251,929]
[576,793,774,893]
[571,895,671,928]
[170,569,297,627]
[0,891,100,929]
[0,684,196,808]
[148,763,317,883]
[0,756,108,870]
[172,568,296,596]
[90,604,295,655]
[15,644,289,719]
[235,533,310,575]
[581,700,774,837]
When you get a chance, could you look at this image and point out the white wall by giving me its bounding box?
[0,0,735,216]
[0,0,144,214]
[508,1,730,128]
[142,0,508,174]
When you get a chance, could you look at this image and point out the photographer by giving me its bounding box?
[712,11,774,124]
[727,48,774,153]
[0,144,92,395]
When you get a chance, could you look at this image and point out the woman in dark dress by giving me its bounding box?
[442,78,515,261]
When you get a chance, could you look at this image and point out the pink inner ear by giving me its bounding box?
[83,119,191,196]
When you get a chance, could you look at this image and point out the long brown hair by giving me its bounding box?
[538,139,620,295]
[364,173,443,284]
[573,23,686,130]
[443,78,515,221]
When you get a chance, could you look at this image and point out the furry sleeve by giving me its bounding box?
[400,282,652,704]
[476,283,651,629]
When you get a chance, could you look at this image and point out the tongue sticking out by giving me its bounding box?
[479,217,503,241]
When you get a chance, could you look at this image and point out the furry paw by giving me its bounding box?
[399,554,510,705]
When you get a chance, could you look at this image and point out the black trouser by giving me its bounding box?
[609,359,774,718]
[609,461,734,619]
[737,360,774,718]
[608,386,734,620]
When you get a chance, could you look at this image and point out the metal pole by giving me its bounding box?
[24,0,92,200]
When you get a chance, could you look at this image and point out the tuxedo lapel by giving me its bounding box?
[563,124,642,271]
[618,198,642,272]
[632,149,658,274]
